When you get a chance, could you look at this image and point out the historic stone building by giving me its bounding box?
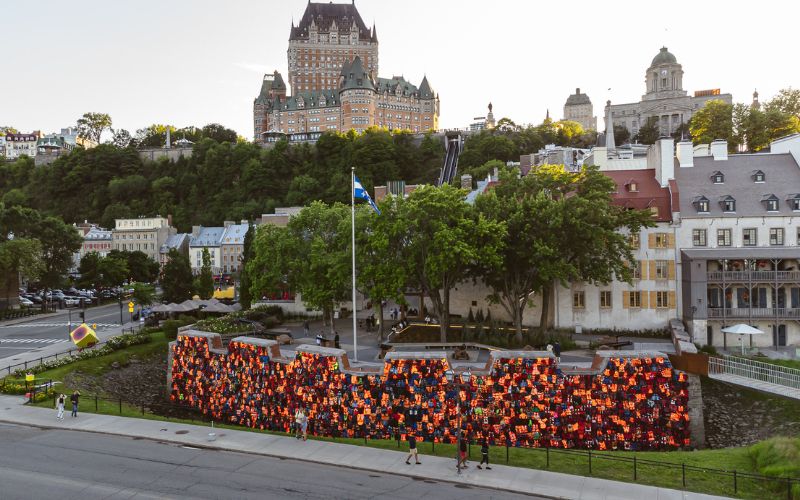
[563,88,597,131]
[253,1,439,144]
[608,47,732,137]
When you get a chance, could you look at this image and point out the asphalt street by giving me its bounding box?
[0,303,131,360]
[0,423,540,500]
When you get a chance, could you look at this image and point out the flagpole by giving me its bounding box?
[351,166,358,362]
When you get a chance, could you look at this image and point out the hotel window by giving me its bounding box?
[717,229,732,247]
[654,233,669,248]
[770,228,784,246]
[722,197,736,212]
[692,229,707,246]
[656,291,669,308]
[629,233,640,249]
[600,290,612,308]
[791,196,800,211]
[742,228,757,246]
[763,195,779,212]
[711,172,724,184]
[655,260,669,279]
[629,291,642,308]
[753,170,765,182]
[572,291,585,309]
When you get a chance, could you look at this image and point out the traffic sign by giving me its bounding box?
[128,301,134,308]
[128,306,134,313]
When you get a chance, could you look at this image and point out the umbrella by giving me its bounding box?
[180,299,201,310]
[70,323,98,348]
[203,302,234,314]
[721,324,764,355]
[150,303,171,313]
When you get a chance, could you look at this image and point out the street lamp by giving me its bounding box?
[445,367,472,474]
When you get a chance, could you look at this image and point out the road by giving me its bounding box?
[0,303,132,360]
[0,423,539,500]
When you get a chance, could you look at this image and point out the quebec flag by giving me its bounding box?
[354,176,381,215]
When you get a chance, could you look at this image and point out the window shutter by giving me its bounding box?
[669,291,676,308]
[641,291,649,309]
[639,261,646,279]
[649,261,656,281]
[622,291,630,309]
[668,261,676,280]
[649,291,657,309]
[648,233,656,249]
[667,233,675,249]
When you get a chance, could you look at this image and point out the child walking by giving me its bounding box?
[405,434,421,465]
[477,437,491,469]
[56,394,65,420]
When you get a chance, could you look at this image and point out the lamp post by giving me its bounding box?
[445,368,472,474]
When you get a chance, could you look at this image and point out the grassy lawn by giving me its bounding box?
[750,357,800,371]
[4,332,797,499]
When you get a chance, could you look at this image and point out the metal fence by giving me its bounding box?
[709,355,800,390]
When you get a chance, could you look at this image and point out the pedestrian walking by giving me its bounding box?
[295,407,308,441]
[315,332,323,346]
[70,390,80,417]
[457,437,468,469]
[56,394,65,420]
[303,320,310,337]
[334,331,340,349]
[477,437,491,469]
[554,340,562,363]
[405,434,421,465]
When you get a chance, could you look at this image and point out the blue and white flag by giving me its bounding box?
[354,176,381,215]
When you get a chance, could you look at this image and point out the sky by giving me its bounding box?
[2,0,798,140]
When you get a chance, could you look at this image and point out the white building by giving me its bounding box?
[112,217,175,263]
[189,226,224,275]
[4,131,40,159]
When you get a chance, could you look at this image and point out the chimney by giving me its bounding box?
[676,140,693,168]
[192,225,201,238]
[223,220,234,228]
[460,174,473,189]
[654,137,674,187]
[710,140,728,161]
[167,214,173,227]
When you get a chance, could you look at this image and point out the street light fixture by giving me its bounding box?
[445,367,472,474]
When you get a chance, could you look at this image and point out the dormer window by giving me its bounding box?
[762,194,779,212]
[693,195,710,213]
[719,195,736,213]
[788,194,800,211]
[626,180,638,192]
[752,170,765,183]
[711,171,724,184]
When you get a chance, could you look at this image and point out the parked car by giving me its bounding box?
[18,296,33,307]
[64,296,81,307]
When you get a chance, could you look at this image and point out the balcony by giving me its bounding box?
[708,307,800,319]
[707,270,800,283]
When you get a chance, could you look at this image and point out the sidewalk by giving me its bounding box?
[0,394,727,500]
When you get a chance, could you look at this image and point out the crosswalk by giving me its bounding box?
[0,322,117,329]
[0,338,68,344]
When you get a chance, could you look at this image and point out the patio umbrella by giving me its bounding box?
[203,302,234,314]
[180,299,201,310]
[721,324,764,355]
[150,303,171,313]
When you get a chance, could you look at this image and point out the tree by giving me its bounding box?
[161,248,193,303]
[355,203,406,339]
[76,112,112,144]
[249,202,351,333]
[634,117,660,145]
[238,223,255,309]
[0,239,42,308]
[613,124,631,146]
[132,283,155,312]
[689,100,735,150]
[391,185,504,342]
[476,165,654,339]
[77,252,102,289]
[124,250,160,283]
[766,87,800,117]
[97,253,129,288]
[196,248,214,300]
[110,128,133,148]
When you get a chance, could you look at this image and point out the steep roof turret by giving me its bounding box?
[418,75,434,99]
[339,56,374,91]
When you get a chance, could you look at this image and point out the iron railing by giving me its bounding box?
[707,307,800,319]
[709,355,800,390]
[707,270,800,282]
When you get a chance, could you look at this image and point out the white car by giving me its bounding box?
[18,296,33,307]
[64,297,81,307]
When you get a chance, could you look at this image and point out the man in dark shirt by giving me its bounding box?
[70,391,80,417]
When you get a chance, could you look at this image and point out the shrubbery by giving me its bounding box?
[749,437,800,497]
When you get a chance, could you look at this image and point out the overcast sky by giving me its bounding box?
[3,0,798,139]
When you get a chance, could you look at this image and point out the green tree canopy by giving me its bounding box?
[161,248,193,303]
[76,112,112,144]
[689,100,735,150]
[196,247,214,300]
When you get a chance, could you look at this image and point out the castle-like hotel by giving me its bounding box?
[253,1,440,144]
